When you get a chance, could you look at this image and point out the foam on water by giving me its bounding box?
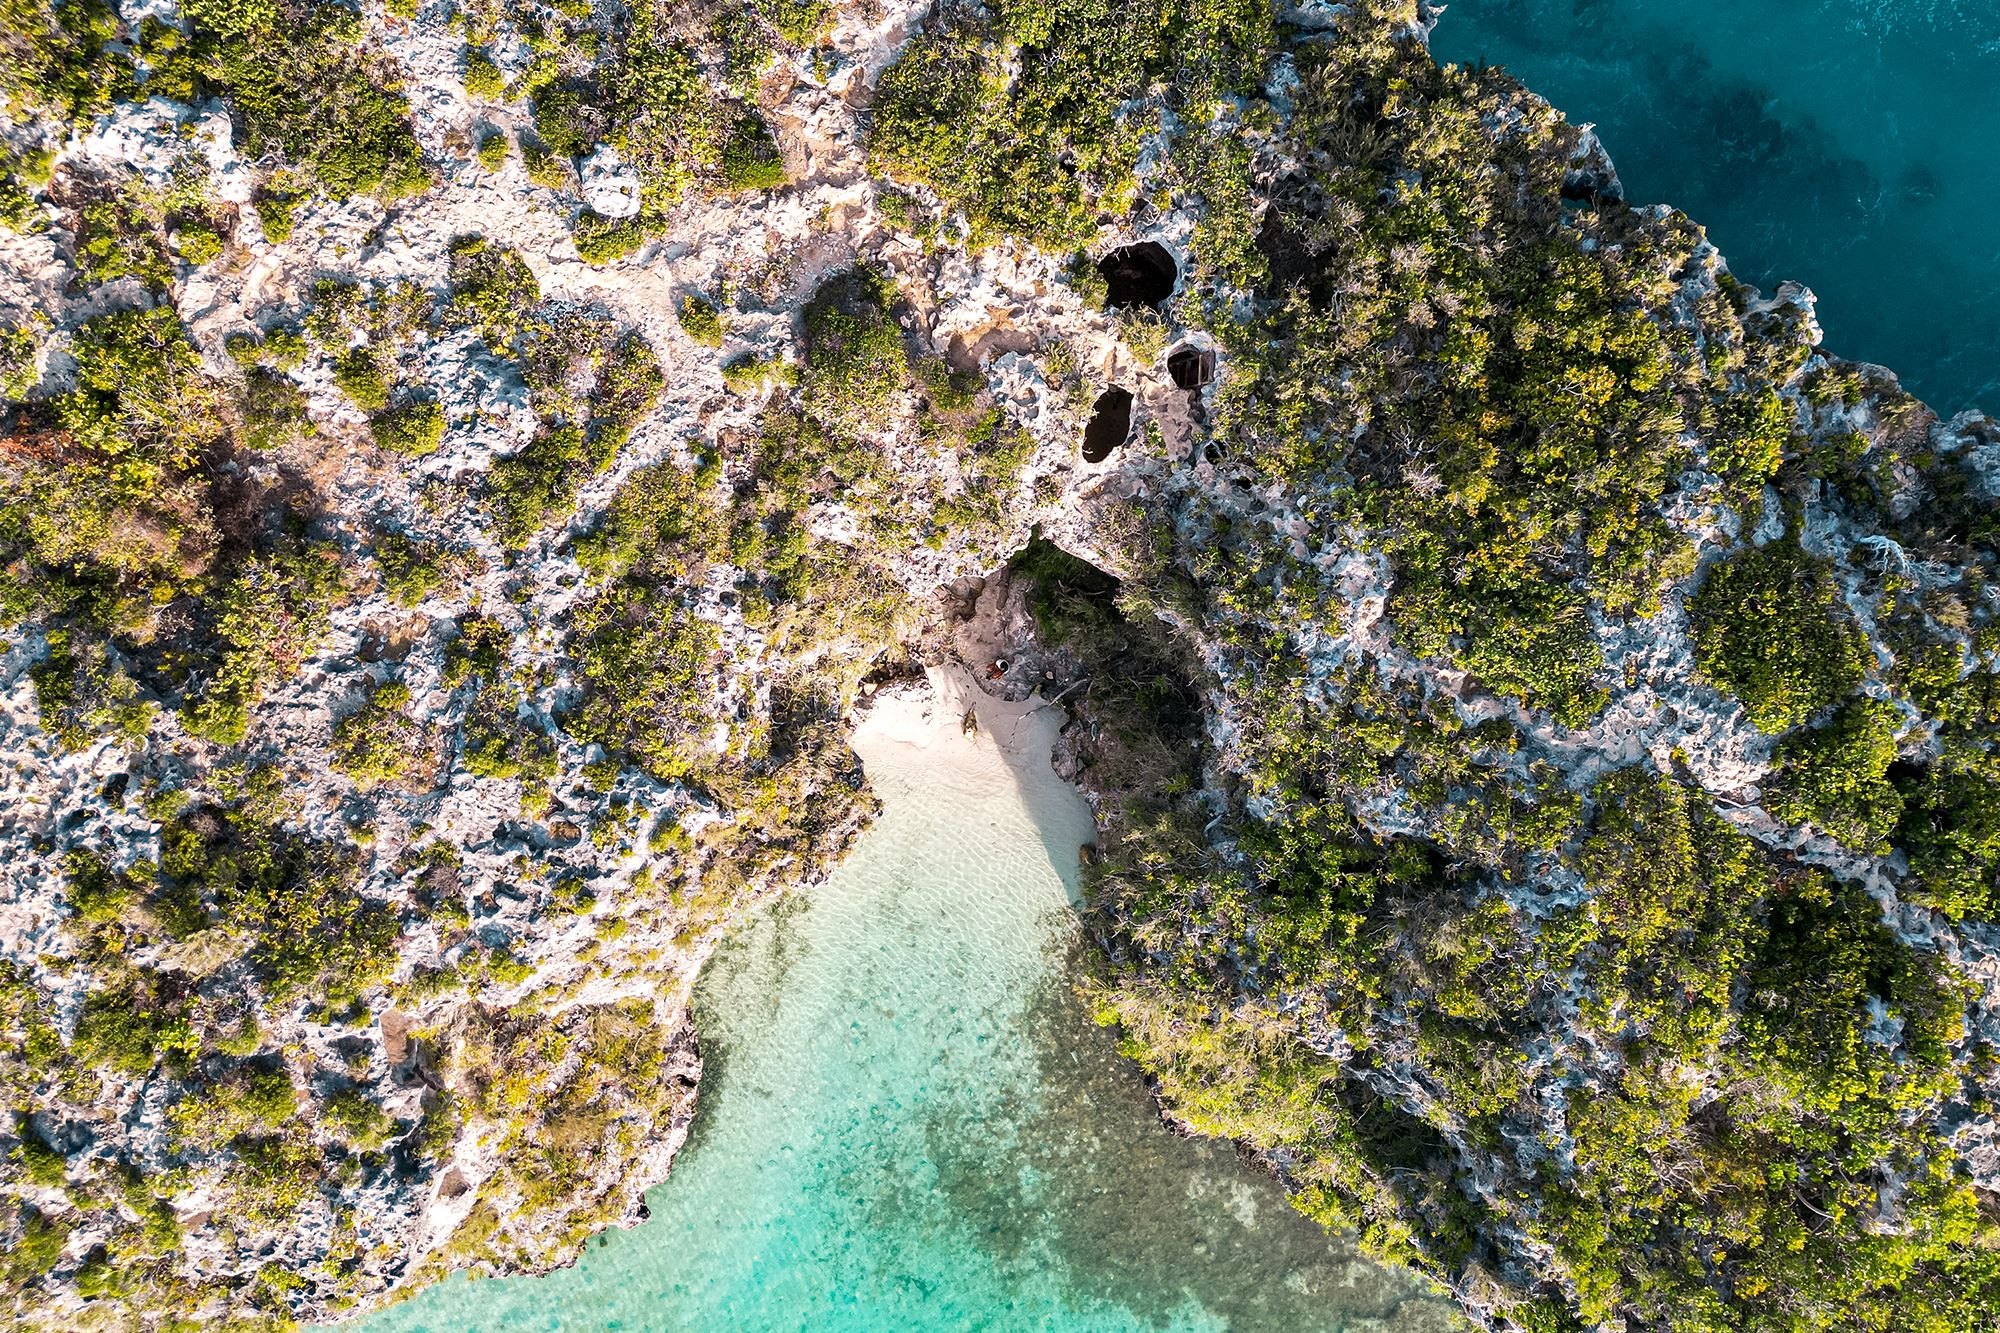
[1432,0,2000,415]
[347,676,1459,1332]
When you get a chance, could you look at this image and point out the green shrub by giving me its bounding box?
[476,131,510,170]
[0,306,224,632]
[721,352,795,393]
[565,590,719,780]
[462,683,558,781]
[370,399,446,456]
[240,366,311,450]
[11,1134,67,1188]
[376,532,453,607]
[253,186,298,242]
[73,983,195,1075]
[332,348,389,411]
[182,542,344,746]
[462,51,505,100]
[572,210,643,263]
[1688,539,1869,733]
[799,268,909,428]
[604,29,726,206]
[677,293,723,348]
[1895,749,2000,919]
[487,427,611,545]
[263,328,309,369]
[174,221,224,265]
[522,138,571,189]
[573,456,723,584]
[31,630,153,752]
[224,331,263,366]
[447,233,541,350]
[721,113,786,190]
[324,1089,396,1150]
[0,321,40,398]
[486,318,662,542]
[158,789,392,1003]
[756,0,828,45]
[2,1209,69,1284]
[1768,697,1903,851]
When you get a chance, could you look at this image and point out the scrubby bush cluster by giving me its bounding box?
[0,766,409,1321]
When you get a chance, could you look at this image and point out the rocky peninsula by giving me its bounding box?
[0,0,1995,1329]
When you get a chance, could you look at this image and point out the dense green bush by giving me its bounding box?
[486,315,662,543]
[72,982,195,1075]
[447,233,541,350]
[30,630,153,752]
[476,131,511,170]
[606,27,726,208]
[461,682,558,784]
[1768,696,1904,850]
[0,0,128,122]
[1689,538,1869,733]
[572,210,643,263]
[799,268,909,428]
[870,0,1271,245]
[239,366,312,450]
[486,426,613,546]
[370,398,446,456]
[676,292,723,348]
[1896,749,2000,919]
[565,591,718,781]
[463,50,506,100]
[720,114,786,190]
[156,780,392,1004]
[376,531,462,608]
[182,1,429,202]
[333,348,390,412]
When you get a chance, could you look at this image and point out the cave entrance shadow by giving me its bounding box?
[1082,388,1133,463]
[1098,242,1177,309]
[1166,344,1214,390]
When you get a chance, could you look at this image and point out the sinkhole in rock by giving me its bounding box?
[1082,388,1133,462]
[1097,242,1177,309]
[1167,344,1215,390]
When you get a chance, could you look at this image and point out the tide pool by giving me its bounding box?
[346,678,1459,1333]
[1430,0,2000,415]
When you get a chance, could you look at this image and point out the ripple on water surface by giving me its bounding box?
[347,692,1460,1332]
[1432,0,2000,415]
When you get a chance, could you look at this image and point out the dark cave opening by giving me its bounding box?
[1166,344,1214,390]
[1081,388,1133,462]
[1097,242,1177,309]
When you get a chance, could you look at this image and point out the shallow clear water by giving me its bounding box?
[350,694,1459,1333]
[1430,0,2000,415]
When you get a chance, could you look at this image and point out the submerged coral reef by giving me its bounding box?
[0,0,1995,1329]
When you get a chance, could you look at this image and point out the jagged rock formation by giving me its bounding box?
[0,0,1995,1330]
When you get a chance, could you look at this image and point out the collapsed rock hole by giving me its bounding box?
[1097,241,1177,309]
[1082,387,1133,462]
[1166,343,1214,390]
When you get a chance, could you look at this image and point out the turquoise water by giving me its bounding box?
[1430,0,2000,415]
[349,690,1459,1333]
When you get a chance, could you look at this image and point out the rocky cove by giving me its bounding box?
[0,0,1997,1330]
[343,669,1460,1331]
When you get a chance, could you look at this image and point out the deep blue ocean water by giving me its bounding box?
[1430,0,2000,415]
